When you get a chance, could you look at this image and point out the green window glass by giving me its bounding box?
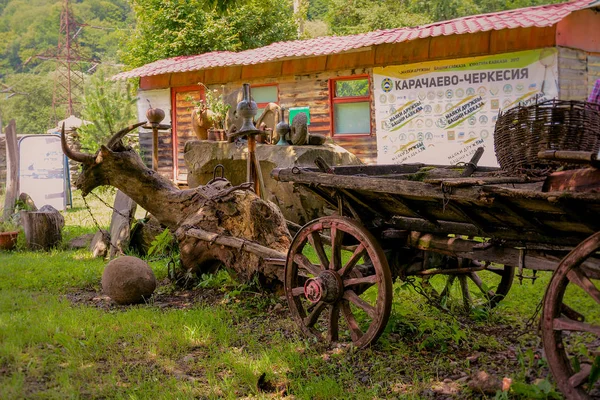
[331,77,371,135]
[251,86,278,104]
[334,102,370,134]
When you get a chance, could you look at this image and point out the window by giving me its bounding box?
[251,84,278,118]
[330,76,371,136]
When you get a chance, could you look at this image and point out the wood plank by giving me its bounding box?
[140,74,170,90]
[429,31,490,60]
[490,26,556,53]
[241,62,283,80]
[326,50,375,71]
[2,120,18,221]
[374,39,430,65]
[204,66,243,84]
[171,71,205,88]
[282,56,328,75]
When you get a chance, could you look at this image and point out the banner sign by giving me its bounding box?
[373,48,558,166]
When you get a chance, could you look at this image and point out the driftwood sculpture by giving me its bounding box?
[61,122,291,285]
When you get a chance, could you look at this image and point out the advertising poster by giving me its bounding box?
[373,48,558,166]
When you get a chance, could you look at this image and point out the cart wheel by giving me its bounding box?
[542,232,600,400]
[420,257,514,312]
[284,216,393,348]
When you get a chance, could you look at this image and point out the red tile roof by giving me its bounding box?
[114,0,595,79]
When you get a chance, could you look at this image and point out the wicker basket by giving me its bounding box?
[493,99,600,174]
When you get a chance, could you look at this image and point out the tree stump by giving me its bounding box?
[20,209,64,250]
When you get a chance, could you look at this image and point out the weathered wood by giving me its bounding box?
[406,232,564,272]
[542,168,600,192]
[108,190,137,258]
[461,147,485,177]
[185,227,286,260]
[63,126,292,284]
[20,209,64,250]
[423,176,543,187]
[2,120,18,221]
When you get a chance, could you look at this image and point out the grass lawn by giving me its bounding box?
[0,189,572,399]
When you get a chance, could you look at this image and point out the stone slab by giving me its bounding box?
[184,141,363,224]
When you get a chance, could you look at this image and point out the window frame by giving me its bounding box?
[250,83,279,110]
[328,75,372,137]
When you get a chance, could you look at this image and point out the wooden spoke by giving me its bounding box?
[458,275,472,310]
[327,304,340,342]
[308,231,329,270]
[422,258,514,312]
[486,266,507,276]
[329,224,344,271]
[343,275,377,287]
[293,253,321,276]
[338,244,366,278]
[468,272,495,298]
[285,216,392,348]
[568,364,592,388]
[440,275,456,299]
[567,268,600,306]
[341,300,363,342]
[343,290,376,319]
[553,317,600,336]
[303,301,326,328]
[542,232,600,399]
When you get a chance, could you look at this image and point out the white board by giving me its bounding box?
[18,135,67,211]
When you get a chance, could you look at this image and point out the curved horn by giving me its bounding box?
[106,121,147,149]
[61,123,95,164]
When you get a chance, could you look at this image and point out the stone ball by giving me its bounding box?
[101,256,157,305]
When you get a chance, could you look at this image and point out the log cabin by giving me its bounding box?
[113,0,600,185]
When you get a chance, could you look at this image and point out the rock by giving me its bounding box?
[90,229,109,258]
[467,370,502,394]
[101,256,156,304]
[68,233,95,249]
[184,141,363,224]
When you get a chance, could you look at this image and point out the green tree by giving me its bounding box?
[76,67,137,152]
[307,0,328,20]
[326,0,430,35]
[121,0,298,68]
[407,0,479,23]
[0,73,53,134]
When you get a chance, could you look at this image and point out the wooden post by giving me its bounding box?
[2,119,18,221]
[246,134,266,199]
[152,126,159,171]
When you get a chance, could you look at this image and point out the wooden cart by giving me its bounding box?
[271,150,600,399]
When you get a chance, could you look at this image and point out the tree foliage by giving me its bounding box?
[0,0,131,77]
[77,67,137,152]
[121,0,298,68]
[0,73,53,134]
[324,0,565,35]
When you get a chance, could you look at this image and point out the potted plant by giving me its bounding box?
[0,220,20,251]
[190,84,231,141]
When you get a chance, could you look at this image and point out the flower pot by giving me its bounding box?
[0,231,18,251]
